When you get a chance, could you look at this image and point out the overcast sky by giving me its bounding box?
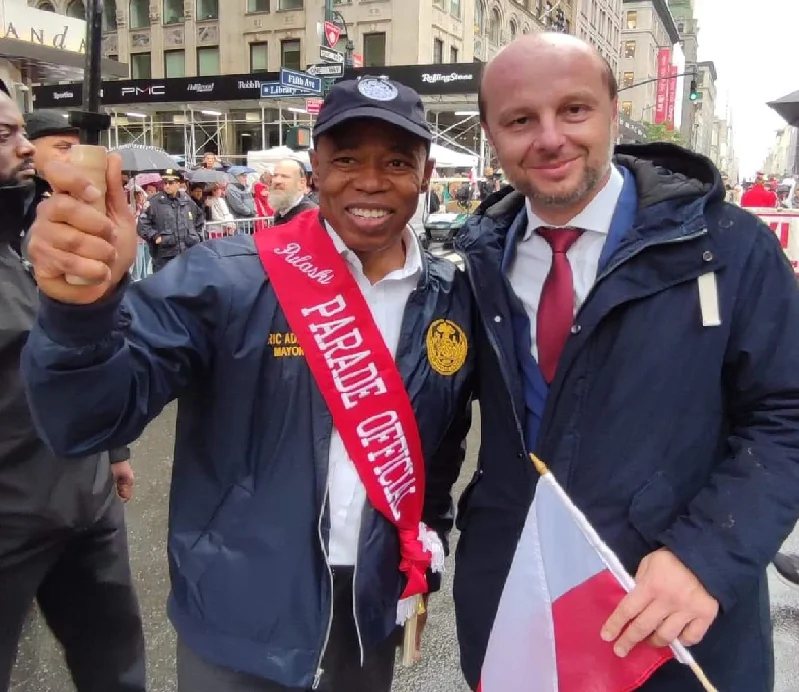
[693,0,798,178]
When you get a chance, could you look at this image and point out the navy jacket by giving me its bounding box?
[22,231,474,688]
[453,144,799,692]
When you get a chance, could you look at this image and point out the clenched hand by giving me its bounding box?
[601,548,719,657]
[27,154,138,305]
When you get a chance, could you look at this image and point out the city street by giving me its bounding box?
[10,404,799,692]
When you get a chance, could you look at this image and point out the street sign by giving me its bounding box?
[279,67,322,95]
[306,62,344,77]
[324,21,341,48]
[260,81,304,98]
[305,98,324,115]
[320,46,344,64]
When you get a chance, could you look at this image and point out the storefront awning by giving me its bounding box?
[0,37,128,81]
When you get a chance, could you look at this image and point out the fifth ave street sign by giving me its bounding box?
[306,62,344,77]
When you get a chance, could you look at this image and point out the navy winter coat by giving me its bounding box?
[453,144,799,692]
[22,231,474,688]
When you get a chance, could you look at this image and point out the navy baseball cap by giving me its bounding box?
[313,77,432,143]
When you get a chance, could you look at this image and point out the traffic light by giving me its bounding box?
[285,126,312,151]
[689,79,699,101]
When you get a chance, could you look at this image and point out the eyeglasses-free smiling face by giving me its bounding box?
[310,118,433,255]
[480,35,617,225]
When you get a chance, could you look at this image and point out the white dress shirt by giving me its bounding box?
[507,165,624,360]
[325,224,422,566]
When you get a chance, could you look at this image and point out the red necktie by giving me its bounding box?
[536,227,583,384]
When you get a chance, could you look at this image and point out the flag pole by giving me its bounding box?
[529,454,719,692]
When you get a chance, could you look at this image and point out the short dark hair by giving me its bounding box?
[478,54,618,122]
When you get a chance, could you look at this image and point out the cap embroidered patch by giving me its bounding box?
[357,78,399,102]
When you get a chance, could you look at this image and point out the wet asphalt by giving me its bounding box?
[9,402,799,692]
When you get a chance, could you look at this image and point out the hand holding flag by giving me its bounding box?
[600,548,719,658]
[477,454,720,692]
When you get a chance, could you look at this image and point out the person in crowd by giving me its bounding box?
[453,33,799,692]
[137,168,204,271]
[204,182,236,235]
[740,171,778,208]
[0,84,145,692]
[131,186,151,281]
[188,181,205,207]
[225,170,256,222]
[200,151,220,170]
[269,158,318,225]
[253,170,274,231]
[21,76,474,692]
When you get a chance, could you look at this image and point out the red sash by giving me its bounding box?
[254,210,434,610]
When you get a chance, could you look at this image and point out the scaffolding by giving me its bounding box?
[97,96,486,169]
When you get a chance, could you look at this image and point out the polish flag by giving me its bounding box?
[478,464,673,692]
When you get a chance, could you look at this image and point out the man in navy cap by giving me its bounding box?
[21,77,474,691]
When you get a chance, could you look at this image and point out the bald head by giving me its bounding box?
[479,33,617,122]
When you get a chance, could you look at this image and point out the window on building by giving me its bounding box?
[196,0,219,20]
[623,40,635,58]
[247,0,269,10]
[163,0,184,23]
[128,0,150,29]
[164,49,185,77]
[450,0,461,17]
[197,46,220,75]
[474,0,484,34]
[363,32,386,67]
[65,0,85,19]
[37,1,55,10]
[622,71,634,88]
[280,39,301,70]
[450,45,459,62]
[103,0,117,30]
[626,10,637,29]
[129,0,148,28]
[621,101,632,117]
[130,52,151,79]
[278,0,303,9]
[433,38,444,63]
[488,7,500,43]
[250,42,268,72]
[509,20,517,41]
[433,0,446,8]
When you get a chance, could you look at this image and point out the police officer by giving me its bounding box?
[137,168,204,271]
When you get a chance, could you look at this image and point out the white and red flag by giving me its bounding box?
[478,458,676,692]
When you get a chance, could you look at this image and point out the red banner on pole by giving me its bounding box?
[666,65,678,130]
[654,48,672,124]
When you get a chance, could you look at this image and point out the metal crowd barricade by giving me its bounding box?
[749,208,799,275]
[202,216,274,241]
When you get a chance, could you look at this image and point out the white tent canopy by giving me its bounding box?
[430,143,478,169]
[246,146,311,174]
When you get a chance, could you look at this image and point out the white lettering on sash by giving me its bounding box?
[275,243,335,285]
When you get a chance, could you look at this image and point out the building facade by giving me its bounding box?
[668,0,698,144]
[28,0,578,162]
[763,126,798,179]
[691,59,715,157]
[617,0,679,124]
[574,0,622,77]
